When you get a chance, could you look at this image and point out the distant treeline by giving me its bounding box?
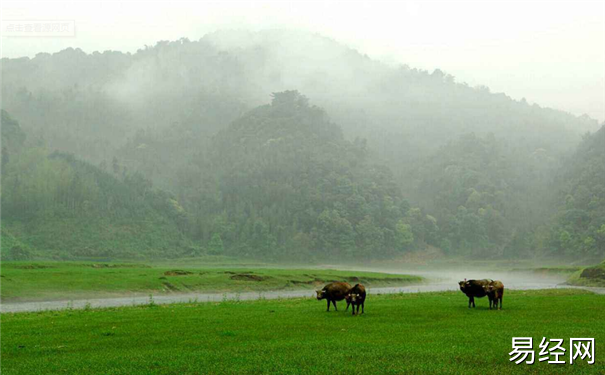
[1,31,603,262]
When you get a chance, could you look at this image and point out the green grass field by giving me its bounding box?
[0,262,423,302]
[2,289,603,374]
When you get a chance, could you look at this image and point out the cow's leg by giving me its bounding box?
[326,299,330,311]
[332,300,338,311]
[345,300,350,311]
[352,303,355,315]
[471,296,476,308]
[499,296,503,310]
[361,301,365,314]
[468,297,471,308]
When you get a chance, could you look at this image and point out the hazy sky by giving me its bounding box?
[2,0,604,121]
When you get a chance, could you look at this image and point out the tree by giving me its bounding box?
[395,220,414,251]
[208,233,224,255]
[356,215,384,255]
[315,210,356,256]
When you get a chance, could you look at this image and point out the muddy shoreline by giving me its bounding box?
[3,270,603,313]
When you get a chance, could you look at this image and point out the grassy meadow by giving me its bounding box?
[2,289,603,374]
[0,261,423,302]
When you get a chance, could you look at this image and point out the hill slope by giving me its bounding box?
[543,125,605,260]
[0,110,195,260]
[1,30,597,189]
[1,30,602,260]
[184,91,428,260]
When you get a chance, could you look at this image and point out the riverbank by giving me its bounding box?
[0,261,422,303]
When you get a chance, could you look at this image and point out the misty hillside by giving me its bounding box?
[180,91,429,260]
[407,132,560,258]
[0,111,194,260]
[1,30,603,261]
[2,30,597,171]
[545,126,605,259]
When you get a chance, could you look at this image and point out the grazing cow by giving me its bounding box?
[345,284,366,315]
[316,282,352,312]
[458,279,492,308]
[483,280,504,310]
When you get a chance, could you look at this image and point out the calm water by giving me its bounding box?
[2,269,603,313]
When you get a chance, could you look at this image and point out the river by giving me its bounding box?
[2,269,603,313]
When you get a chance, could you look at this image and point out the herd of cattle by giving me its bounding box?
[459,279,504,310]
[316,282,366,315]
[316,279,505,314]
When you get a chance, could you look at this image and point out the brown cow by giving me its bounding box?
[344,284,366,315]
[483,280,504,310]
[458,279,491,308]
[316,282,352,312]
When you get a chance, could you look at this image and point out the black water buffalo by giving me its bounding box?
[316,282,352,311]
[345,283,366,315]
[458,279,491,308]
[483,280,504,310]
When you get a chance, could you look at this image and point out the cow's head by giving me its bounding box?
[316,290,326,300]
[458,279,470,291]
[483,283,495,293]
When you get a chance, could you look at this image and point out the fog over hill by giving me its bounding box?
[1,30,603,262]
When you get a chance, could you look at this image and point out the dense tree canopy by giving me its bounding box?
[1,31,603,262]
[182,91,427,260]
[1,112,194,260]
[406,132,562,258]
[542,127,605,260]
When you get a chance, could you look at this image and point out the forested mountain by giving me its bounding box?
[2,31,597,190]
[0,111,195,260]
[1,30,603,261]
[540,126,605,260]
[177,91,428,260]
[407,132,561,258]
